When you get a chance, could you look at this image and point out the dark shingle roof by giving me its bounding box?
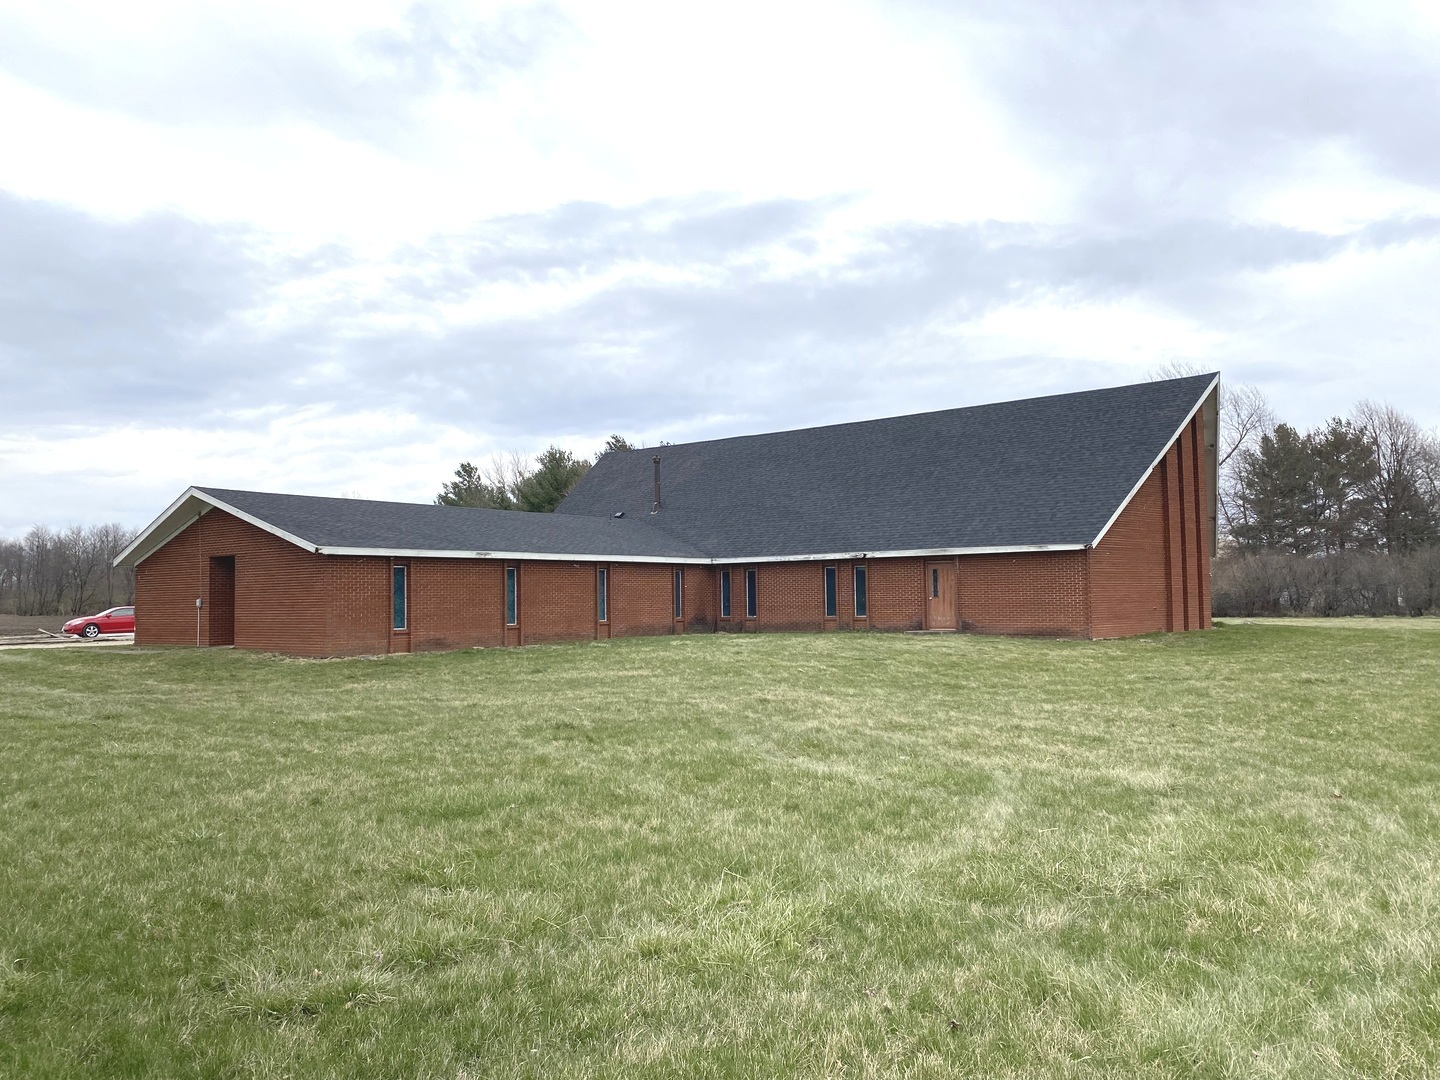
[194,488,709,560]
[556,373,1217,559]
[115,375,1215,568]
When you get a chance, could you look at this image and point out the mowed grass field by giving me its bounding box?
[1,623,1438,1079]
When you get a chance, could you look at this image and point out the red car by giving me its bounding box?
[62,606,135,639]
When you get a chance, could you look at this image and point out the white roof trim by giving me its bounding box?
[117,490,1092,569]
[114,486,322,567]
[317,546,710,564]
[1090,374,1220,549]
[319,543,1086,564]
[711,544,1088,564]
[113,487,210,567]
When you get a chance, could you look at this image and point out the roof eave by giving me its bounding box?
[321,543,1088,563]
[112,486,205,567]
[113,487,321,567]
[317,546,710,564]
[318,544,1082,561]
[705,543,1089,564]
[117,494,1097,569]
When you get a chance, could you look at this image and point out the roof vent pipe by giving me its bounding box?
[652,456,662,514]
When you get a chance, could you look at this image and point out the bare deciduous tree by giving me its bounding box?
[0,523,136,617]
[1213,548,1440,618]
[94,523,136,610]
[1150,361,1276,539]
[61,525,106,616]
[1351,400,1440,554]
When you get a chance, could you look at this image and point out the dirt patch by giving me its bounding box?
[0,614,67,635]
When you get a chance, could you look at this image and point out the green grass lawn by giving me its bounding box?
[2,623,1438,1079]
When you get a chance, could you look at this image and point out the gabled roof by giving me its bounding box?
[113,487,710,567]
[557,373,1219,560]
[116,374,1218,568]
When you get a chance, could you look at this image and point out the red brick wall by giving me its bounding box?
[134,509,330,654]
[681,566,716,632]
[405,558,506,653]
[519,562,597,645]
[325,556,391,656]
[134,521,203,647]
[606,563,676,639]
[1089,466,1169,637]
[954,551,1090,637]
[743,562,826,632]
[1189,412,1213,627]
[868,557,925,632]
[1090,414,1212,637]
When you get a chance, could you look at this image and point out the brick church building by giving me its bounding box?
[115,373,1218,655]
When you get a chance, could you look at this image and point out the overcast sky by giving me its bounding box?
[2,0,1438,536]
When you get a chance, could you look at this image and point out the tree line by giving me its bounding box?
[1193,365,1440,617]
[0,524,136,618]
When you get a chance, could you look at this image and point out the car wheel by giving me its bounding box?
[82,623,101,639]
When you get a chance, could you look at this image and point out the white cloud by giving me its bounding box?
[0,0,1060,242]
[957,301,1229,373]
[0,407,483,535]
[1240,139,1440,233]
[1226,233,1440,428]
[0,0,1437,535]
[0,72,437,236]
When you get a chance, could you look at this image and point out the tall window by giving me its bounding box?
[824,565,837,618]
[505,566,518,626]
[392,565,407,630]
[745,568,757,619]
[854,565,868,618]
[673,568,683,620]
[597,567,608,622]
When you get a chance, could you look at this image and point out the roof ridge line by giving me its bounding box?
[583,372,1221,458]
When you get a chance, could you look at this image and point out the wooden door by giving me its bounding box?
[925,561,956,629]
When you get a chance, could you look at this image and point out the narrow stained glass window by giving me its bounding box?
[392,565,407,630]
[854,565,868,618]
[746,568,757,619]
[824,566,837,618]
[506,567,518,626]
[720,570,731,619]
[674,569,683,620]
[598,567,608,622]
